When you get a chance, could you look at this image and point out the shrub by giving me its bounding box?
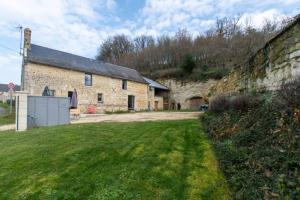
[278,77,300,109]
[209,95,230,113]
[230,95,260,112]
[209,94,259,113]
[202,94,300,199]
[180,54,196,74]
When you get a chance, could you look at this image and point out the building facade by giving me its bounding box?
[21,29,168,113]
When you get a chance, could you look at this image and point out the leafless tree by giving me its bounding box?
[96,15,287,79]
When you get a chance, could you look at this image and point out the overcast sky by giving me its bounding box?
[0,0,299,85]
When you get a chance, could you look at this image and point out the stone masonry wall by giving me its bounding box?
[211,19,300,96]
[158,79,218,109]
[23,63,149,113]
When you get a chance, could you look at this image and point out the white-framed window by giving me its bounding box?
[85,73,92,86]
[122,80,127,90]
[98,93,103,103]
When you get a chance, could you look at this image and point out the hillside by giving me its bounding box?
[96,16,292,81]
[201,90,300,199]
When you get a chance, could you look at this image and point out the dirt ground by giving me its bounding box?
[0,124,15,131]
[0,112,202,131]
[72,112,202,124]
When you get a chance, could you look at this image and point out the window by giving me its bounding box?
[68,91,73,103]
[122,80,127,90]
[85,73,92,86]
[49,90,55,96]
[98,93,103,103]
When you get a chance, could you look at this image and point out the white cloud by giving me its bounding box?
[140,0,214,32]
[106,0,117,10]
[0,0,117,57]
[0,0,119,84]
[240,9,288,29]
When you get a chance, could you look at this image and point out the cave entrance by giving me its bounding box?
[186,96,203,110]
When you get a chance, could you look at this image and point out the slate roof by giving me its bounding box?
[143,77,169,90]
[27,44,147,84]
[0,84,20,92]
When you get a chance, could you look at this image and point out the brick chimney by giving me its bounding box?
[23,28,31,57]
[21,28,31,90]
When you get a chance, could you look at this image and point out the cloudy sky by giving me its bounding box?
[0,0,299,85]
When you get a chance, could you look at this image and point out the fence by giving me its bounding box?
[15,92,70,131]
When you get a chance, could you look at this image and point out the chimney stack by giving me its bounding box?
[23,28,31,57]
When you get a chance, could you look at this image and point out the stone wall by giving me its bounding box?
[211,19,300,96]
[158,79,218,109]
[23,63,149,113]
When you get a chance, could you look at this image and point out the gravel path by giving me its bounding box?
[0,124,15,131]
[0,112,202,132]
[72,112,202,124]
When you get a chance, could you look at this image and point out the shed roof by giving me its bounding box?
[27,44,147,84]
[143,77,169,90]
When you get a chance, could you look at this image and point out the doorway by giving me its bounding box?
[187,96,203,110]
[68,91,73,103]
[128,95,135,110]
[154,101,158,111]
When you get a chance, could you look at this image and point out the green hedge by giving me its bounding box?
[201,95,300,199]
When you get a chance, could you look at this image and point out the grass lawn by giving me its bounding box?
[0,102,15,125]
[0,120,231,199]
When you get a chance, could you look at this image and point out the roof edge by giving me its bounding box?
[27,60,148,85]
[28,44,148,84]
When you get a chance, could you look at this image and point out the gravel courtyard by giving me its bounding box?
[72,112,202,124]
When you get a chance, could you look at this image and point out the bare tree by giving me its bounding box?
[96,15,286,79]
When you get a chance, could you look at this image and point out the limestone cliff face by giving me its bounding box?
[211,17,300,96]
[158,79,218,109]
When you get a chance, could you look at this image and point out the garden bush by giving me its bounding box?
[202,92,300,199]
[209,94,259,113]
[209,95,230,113]
[278,77,300,109]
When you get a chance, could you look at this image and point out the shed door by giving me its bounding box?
[154,101,158,111]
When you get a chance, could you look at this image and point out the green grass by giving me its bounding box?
[0,120,231,199]
[0,102,15,125]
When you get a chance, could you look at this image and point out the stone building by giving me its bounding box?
[143,77,169,110]
[21,29,168,113]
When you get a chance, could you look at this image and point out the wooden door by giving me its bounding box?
[189,97,202,110]
[154,101,158,111]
